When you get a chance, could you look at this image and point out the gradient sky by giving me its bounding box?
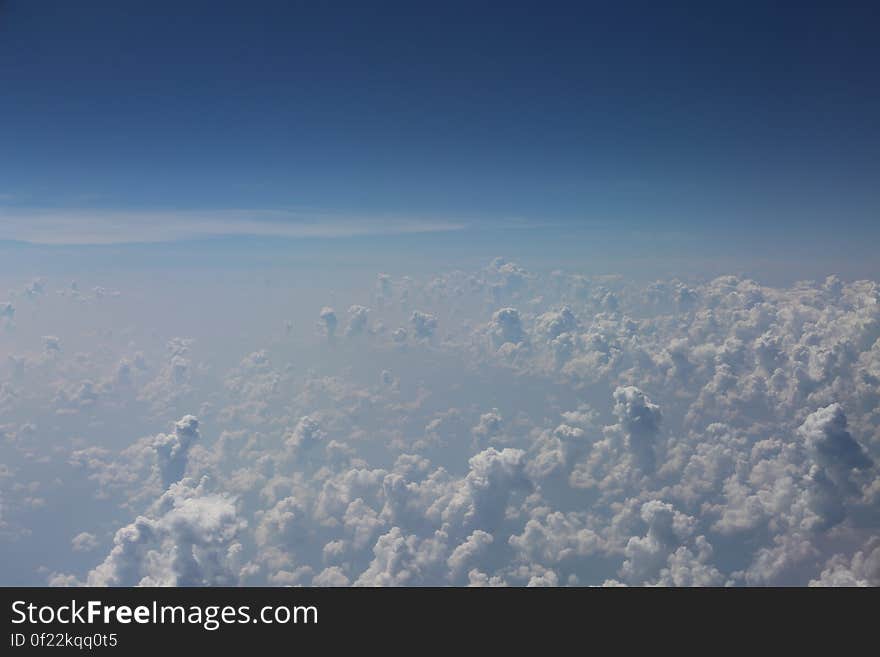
[1,1,878,278]
[3,3,880,590]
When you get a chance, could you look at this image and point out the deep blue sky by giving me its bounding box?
[1,1,878,248]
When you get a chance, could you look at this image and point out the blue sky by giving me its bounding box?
[3,3,880,589]
[1,1,878,277]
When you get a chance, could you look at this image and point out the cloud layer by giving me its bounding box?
[1,258,878,586]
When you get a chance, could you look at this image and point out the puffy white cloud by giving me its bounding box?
[447,530,493,580]
[612,386,662,473]
[354,526,449,586]
[86,478,243,586]
[4,259,880,587]
[313,566,351,586]
[343,497,385,550]
[318,307,337,339]
[653,536,725,587]
[71,532,99,552]
[472,409,503,446]
[619,500,697,585]
[798,404,872,486]
[154,415,200,489]
[535,306,577,342]
[441,447,530,532]
[509,511,600,564]
[526,569,559,587]
[467,568,507,587]
[138,338,197,414]
[346,305,370,337]
[741,532,818,585]
[809,538,880,586]
[410,311,438,339]
[285,416,325,454]
[489,308,526,349]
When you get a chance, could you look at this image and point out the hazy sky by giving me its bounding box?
[1,1,878,280]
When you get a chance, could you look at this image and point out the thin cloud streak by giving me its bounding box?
[0,209,468,245]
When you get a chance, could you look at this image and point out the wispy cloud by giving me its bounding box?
[0,209,467,245]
